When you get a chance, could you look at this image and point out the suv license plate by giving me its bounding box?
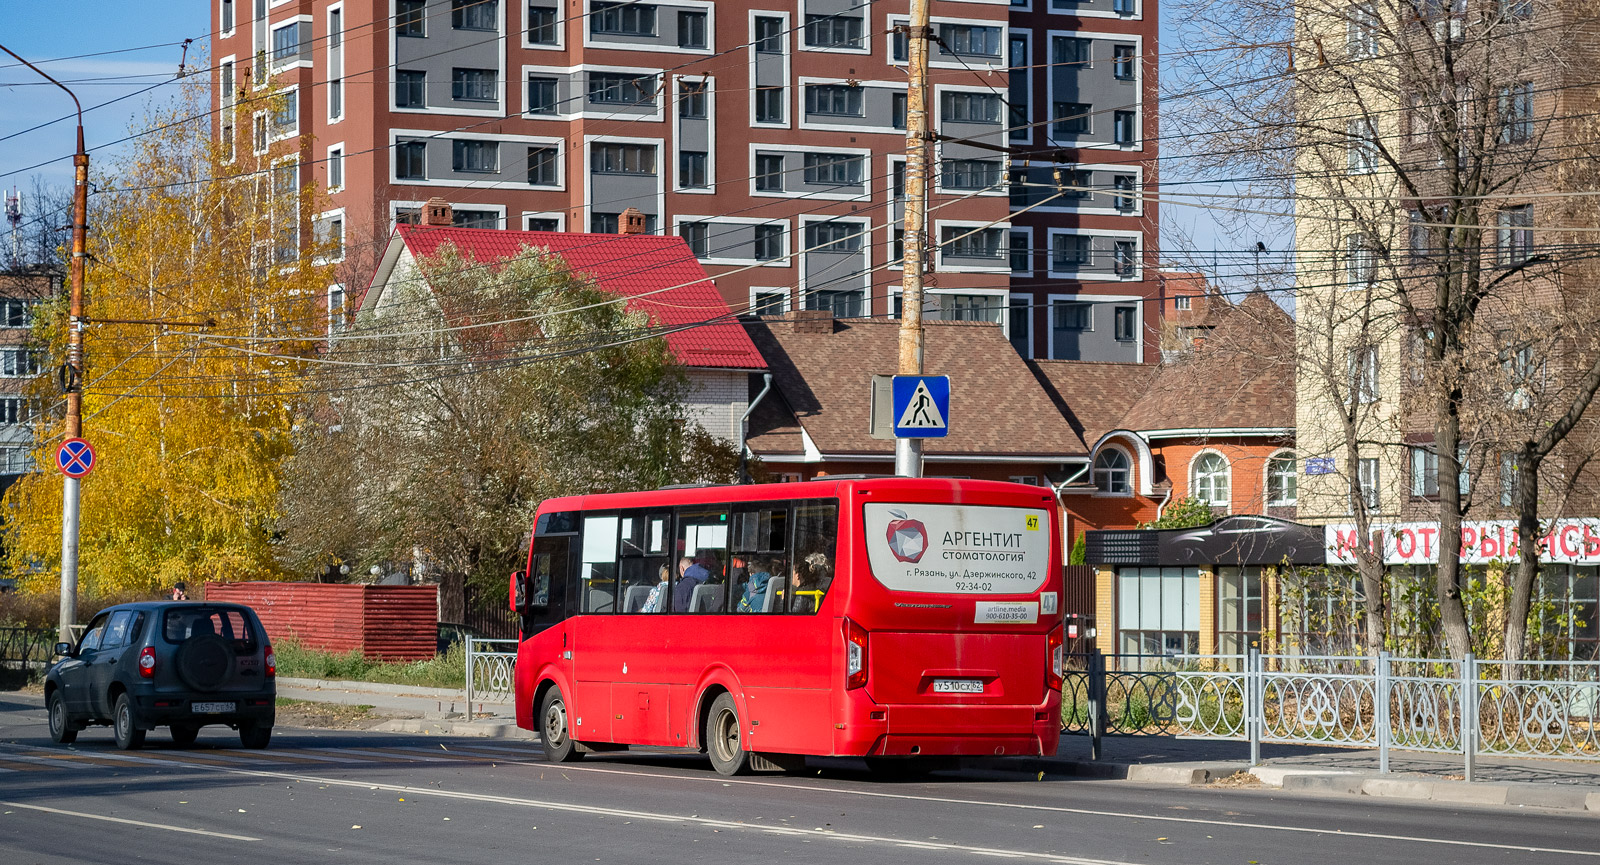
[932,679,984,694]
[193,701,236,714]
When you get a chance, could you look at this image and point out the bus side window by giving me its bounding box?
[788,502,840,614]
[619,510,671,614]
[674,506,729,613]
[526,535,571,631]
[732,505,789,613]
[580,515,620,614]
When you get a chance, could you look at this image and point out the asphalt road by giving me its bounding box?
[1,692,1596,864]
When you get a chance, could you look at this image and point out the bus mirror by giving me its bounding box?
[510,570,527,612]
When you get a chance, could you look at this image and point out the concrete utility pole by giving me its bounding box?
[1,46,88,643]
[895,0,932,479]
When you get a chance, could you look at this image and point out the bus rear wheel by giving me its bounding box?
[705,693,750,776]
[539,687,584,763]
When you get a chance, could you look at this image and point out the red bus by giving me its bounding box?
[509,477,1064,776]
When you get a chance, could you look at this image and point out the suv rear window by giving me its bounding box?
[163,607,257,650]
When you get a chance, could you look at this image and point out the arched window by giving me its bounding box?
[1191,452,1230,506]
[1093,448,1131,493]
[1267,451,1298,505]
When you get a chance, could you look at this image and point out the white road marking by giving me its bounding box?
[0,800,262,841]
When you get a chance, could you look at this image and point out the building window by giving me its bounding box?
[396,140,427,179]
[892,92,907,129]
[271,90,298,134]
[1500,453,1519,507]
[1174,295,1191,310]
[1008,296,1031,354]
[1356,457,1381,511]
[1113,44,1136,80]
[1534,566,1600,661]
[526,217,560,231]
[941,159,1001,190]
[941,92,1000,123]
[1010,231,1030,273]
[1113,175,1136,211]
[271,22,300,65]
[0,446,29,475]
[1094,448,1130,493]
[0,299,31,328]
[1347,119,1378,174]
[1113,0,1137,12]
[396,70,426,108]
[527,146,558,185]
[1267,452,1298,505]
[1053,102,1091,136]
[1347,344,1379,403]
[1113,110,1137,145]
[252,113,268,154]
[1347,2,1378,57]
[754,16,784,53]
[1503,341,1540,409]
[1344,233,1376,288]
[397,0,426,36]
[1113,306,1137,341]
[805,221,861,252]
[0,396,28,424]
[328,7,344,117]
[678,80,707,118]
[0,348,42,378]
[755,86,784,123]
[328,286,346,335]
[939,294,1002,323]
[1499,81,1533,143]
[802,153,862,186]
[222,0,234,32]
[1410,447,1440,498]
[1052,36,1090,65]
[1217,567,1263,656]
[591,143,656,174]
[1058,169,1090,199]
[452,140,498,173]
[754,224,784,261]
[1499,0,1533,21]
[589,73,656,106]
[1052,234,1091,269]
[755,154,784,191]
[941,226,1004,259]
[526,75,558,113]
[1116,567,1200,657]
[679,151,708,188]
[453,0,498,30]
[893,27,909,63]
[1497,205,1533,264]
[678,10,707,49]
[753,288,789,315]
[527,4,558,43]
[680,221,709,257]
[452,68,497,102]
[1114,240,1137,277]
[1054,300,1091,331]
[804,14,862,48]
[1191,452,1230,507]
[321,216,345,260]
[940,24,1000,57]
[453,208,499,229]
[592,1,656,35]
[804,84,863,117]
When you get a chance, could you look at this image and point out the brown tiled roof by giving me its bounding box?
[1120,291,1295,432]
[1025,360,1155,447]
[744,315,1085,459]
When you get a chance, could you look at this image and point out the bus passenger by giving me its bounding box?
[639,564,670,613]
[738,558,774,612]
[671,556,710,612]
[790,552,832,613]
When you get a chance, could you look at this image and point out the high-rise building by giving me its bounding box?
[211,0,1158,359]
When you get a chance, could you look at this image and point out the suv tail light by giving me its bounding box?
[844,618,868,690]
[138,646,156,679]
[1046,626,1064,691]
[265,645,276,678]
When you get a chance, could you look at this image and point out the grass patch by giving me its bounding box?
[274,697,383,728]
[274,639,467,689]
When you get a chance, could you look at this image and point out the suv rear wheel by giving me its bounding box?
[47,692,76,745]
[170,725,199,747]
[113,694,145,750]
[238,723,272,749]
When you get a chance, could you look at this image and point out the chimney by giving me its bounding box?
[619,207,648,235]
[791,309,834,334]
[422,197,453,227]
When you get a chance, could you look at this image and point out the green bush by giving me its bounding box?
[273,639,467,689]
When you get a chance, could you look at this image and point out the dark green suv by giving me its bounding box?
[45,602,276,749]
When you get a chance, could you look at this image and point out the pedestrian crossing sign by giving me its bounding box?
[892,375,950,438]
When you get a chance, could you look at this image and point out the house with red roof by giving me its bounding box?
[357,201,767,445]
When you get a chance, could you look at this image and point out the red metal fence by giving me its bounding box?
[205,582,437,661]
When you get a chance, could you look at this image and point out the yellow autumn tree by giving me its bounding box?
[3,76,333,595]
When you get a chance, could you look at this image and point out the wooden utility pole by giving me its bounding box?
[1,45,87,643]
[895,0,932,479]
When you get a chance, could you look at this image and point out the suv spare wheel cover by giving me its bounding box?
[175,634,233,691]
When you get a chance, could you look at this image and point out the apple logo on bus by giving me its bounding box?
[885,509,929,563]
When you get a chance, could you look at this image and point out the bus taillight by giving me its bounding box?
[1046,626,1065,691]
[844,618,868,690]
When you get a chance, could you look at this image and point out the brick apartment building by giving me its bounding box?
[0,269,54,494]
[211,0,1159,360]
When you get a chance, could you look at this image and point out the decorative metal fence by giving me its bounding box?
[464,637,518,711]
[0,627,55,687]
[1065,649,1600,779]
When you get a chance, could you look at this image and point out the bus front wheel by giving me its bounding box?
[705,693,750,776]
[539,687,584,763]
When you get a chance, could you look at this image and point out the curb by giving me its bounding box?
[276,677,475,701]
[373,717,538,740]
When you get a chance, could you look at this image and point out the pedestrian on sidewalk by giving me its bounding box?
[170,581,189,601]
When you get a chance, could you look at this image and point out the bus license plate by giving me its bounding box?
[192,701,235,714]
[932,679,984,694]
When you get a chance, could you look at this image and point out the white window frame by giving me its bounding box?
[1045,30,1144,150]
[583,0,715,54]
[750,286,792,316]
[315,207,346,264]
[1007,292,1034,356]
[326,3,345,123]
[325,141,345,192]
[747,143,871,201]
[748,9,791,130]
[1190,449,1231,510]
[390,2,508,118]
[389,129,567,190]
[1266,449,1298,506]
[522,0,566,50]
[1092,444,1134,496]
[934,219,1011,273]
[521,211,566,231]
[1044,227,1143,279]
[268,16,313,72]
[886,14,1009,71]
[673,74,715,194]
[670,215,788,266]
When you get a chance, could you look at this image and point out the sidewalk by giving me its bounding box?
[275,676,531,739]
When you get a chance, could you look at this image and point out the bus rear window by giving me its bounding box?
[163,607,257,648]
[863,503,1050,595]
